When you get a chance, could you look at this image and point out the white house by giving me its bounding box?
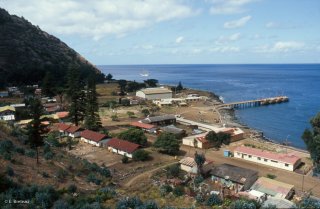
[234,146,301,171]
[179,156,212,175]
[80,130,109,147]
[136,87,172,100]
[182,133,212,149]
[58,123,83,138]
[107,138,140,158]
[0,106,15,121]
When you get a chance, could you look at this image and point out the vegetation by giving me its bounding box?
[27,98,46,164]
[206,193,222,206]
[154,133,180,155]
[266,174,277,179]
[205,131,231,148]
[166,164,181,178]
[194,152,206,175]
[302,112,320,175]
[84,76,102,131]
[0,8,104,88]
[118,128,147,146]
[176,81,184,92]
[127,111,135,118]
[141,109,150,117]
[122,155,129,164]
[144,79,158,87]
[67,65,86,126]
[132,149,150,161]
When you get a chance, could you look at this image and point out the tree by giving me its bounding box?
[127,111,135,118]
[126,81,145,92]
[67,65,86,126]
[205,131,220,147]
[55,87,65,110]
[122,155,129,163]
[42,71,55,97]
[118,79,127,92]
[141,109,150,117]
[150,104,160,115]
[118,128,147,146]
[206,194,222,206]
[176,81,183,92]
[27,98,45,164]
[166,164,180,178]
[194,152,206,175]
[106,73,113,80]
[302,112,320,174]
[217,132,231,145]
[132,149,150,161]
[144,79,158,87]
[154,133,180,155]
[84,76,102,131]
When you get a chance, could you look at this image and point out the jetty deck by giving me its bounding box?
[217,96,289,109]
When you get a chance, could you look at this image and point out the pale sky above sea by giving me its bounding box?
[1,0,320,65]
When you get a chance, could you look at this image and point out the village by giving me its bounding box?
[0,81,319,208]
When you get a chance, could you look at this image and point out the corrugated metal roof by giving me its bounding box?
[234,146,300,164]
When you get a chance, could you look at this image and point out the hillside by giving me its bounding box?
[0,8,104,88]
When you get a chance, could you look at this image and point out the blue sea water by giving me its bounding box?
[98,64,320,149]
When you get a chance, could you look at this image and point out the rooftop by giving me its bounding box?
[65,125,83,133]
[81,130,107,142]
[141,114,176,123]
[130,121,155,129]
[139,87,172,95]
[107,138,140,153]
[58,123,71,131]
[161,125,185,134]
[0,105,15,112]
[250,177,294,199]
[234,146,301,164]
[210,164,258,184]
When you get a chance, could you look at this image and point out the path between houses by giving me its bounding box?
[123,161,178,187]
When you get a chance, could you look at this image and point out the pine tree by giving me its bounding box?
[27,98,45,164]
[67,65,85,126]
[42,71,55,97]
[84,76,101,131]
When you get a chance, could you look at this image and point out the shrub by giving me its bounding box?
[42,172,50,178]
[173,186,184,197]
[195,193,205,203]
[122,155,129,164]
[6,166,14,176]
[206,194,222,206]
[25,149,36,158]
[44,151,54,160]
[154,133,180,155]
[160,184,173,196]
[53,200,70,209]
[166,164,180,178]
[132,150,150,161]
[3,152,12,160]
[0,140,14,154]
[116,196,143,209]
[230,199,257,209]
[43,144,51,153]
[99,167,111,178]
[56,169,67,180]
[87,173,101,185]
[96,187,116,201]
[15,147,25,155]
[46,133,61,147]
[67,184,77,193]
[194,175,204,186]
[266,174,277,179]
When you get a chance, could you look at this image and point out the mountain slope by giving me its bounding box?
[0,8,104,88]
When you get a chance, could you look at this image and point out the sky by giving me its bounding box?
[1,0,320,65]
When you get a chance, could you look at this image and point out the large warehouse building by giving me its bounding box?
[136,87,172,100]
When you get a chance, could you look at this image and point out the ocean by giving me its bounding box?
[98,64,320,149]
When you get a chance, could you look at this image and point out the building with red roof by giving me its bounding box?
[234,146,301,171]
[182,133,212,149]
[130,121,156,133]
[107,138,140,158]
[80,130,109,147]
[57,123,83,138]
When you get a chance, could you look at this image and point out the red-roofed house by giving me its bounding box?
[234,146,301,171]
[80,130,109,147]
[107,138,140,158]
[58,123,83,138]
[130,121,156,133]
[65,125,83,138]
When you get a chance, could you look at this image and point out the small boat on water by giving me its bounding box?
[140,70,149,77]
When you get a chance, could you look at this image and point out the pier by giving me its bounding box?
[217,96,289,109]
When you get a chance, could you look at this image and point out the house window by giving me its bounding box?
[248,155,252,158]
[285,163,289,167]
[264,159,268,162]
[257,157,261,160]
[271,160,278,163]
